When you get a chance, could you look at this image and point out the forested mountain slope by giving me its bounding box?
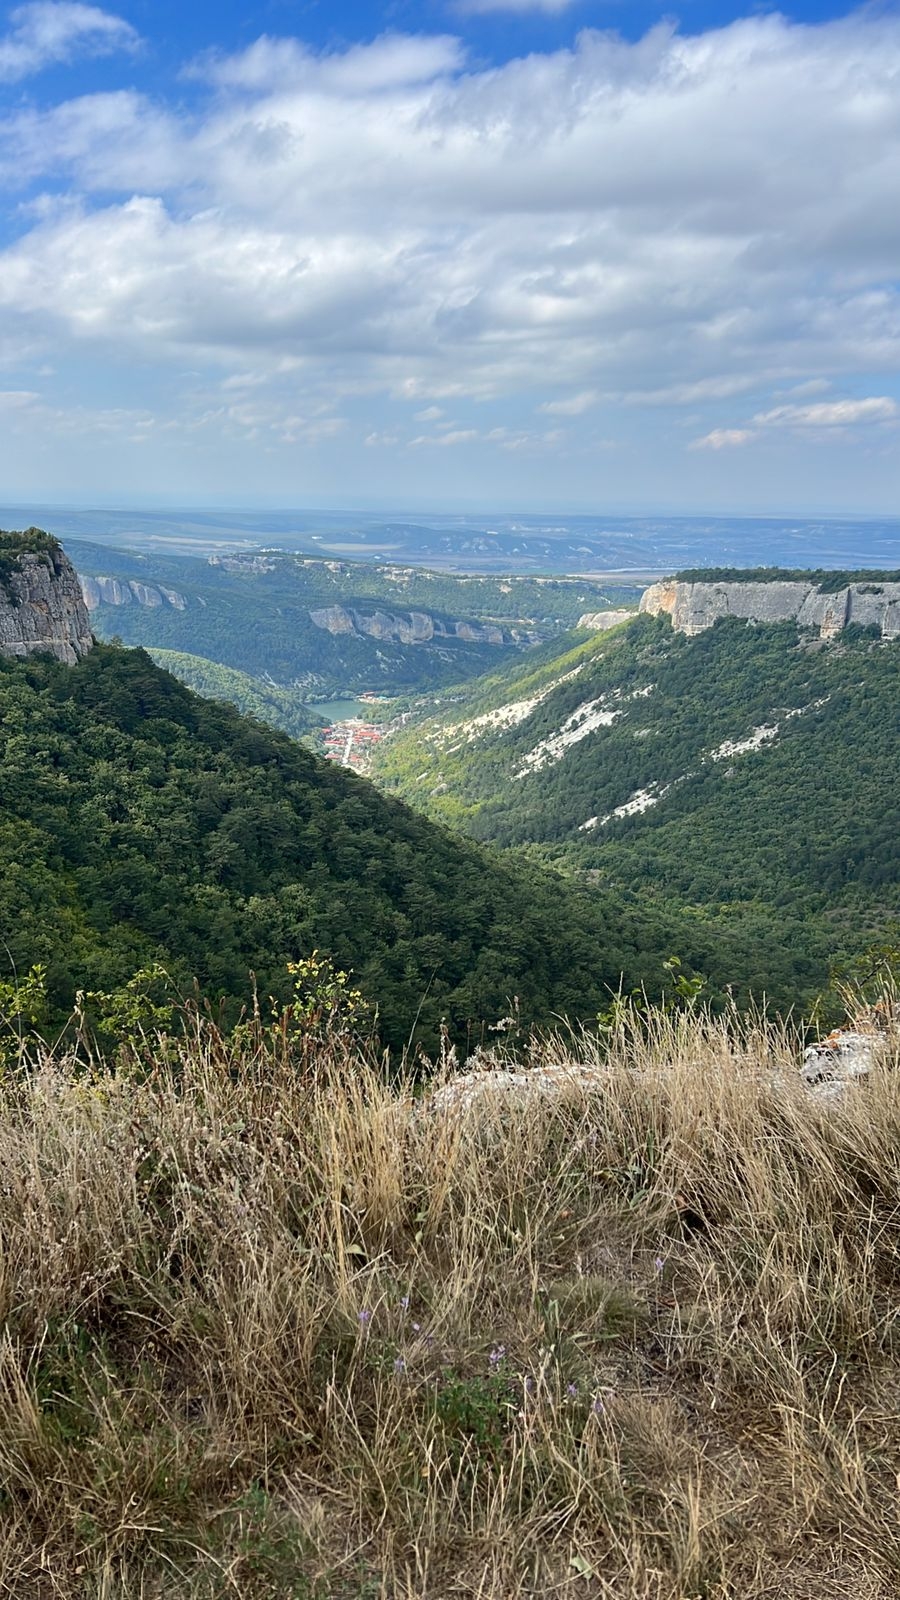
[0,644,681,1047]
[74,540,639,695]
[146,649,325,742]
[374,612,900,1008]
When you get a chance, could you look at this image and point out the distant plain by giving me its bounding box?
[3,505,900,574]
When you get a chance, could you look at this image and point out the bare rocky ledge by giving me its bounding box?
[577,608,636,631]
[0,537,94,665]
[640,577,900,638]
[309,603,507,646]
[79,574,187,610]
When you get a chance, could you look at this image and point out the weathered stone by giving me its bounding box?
[640,579,900,639]
[428,1061,609,1114]
[577,609,636,632]
[427,1023,896,1117]
[800,1029,884,1098]
[78,574,187,611]
[310,605,508,647]
[0,543,93,665]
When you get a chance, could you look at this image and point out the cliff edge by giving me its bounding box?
[0,529,94,664]
[640,576,900,639]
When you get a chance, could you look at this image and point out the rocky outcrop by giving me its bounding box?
[800,1030,884,1100]
[640,578,900,638]
[0,533,93,664]
[309,605,506,647]
[577,609,637,632]
[79,575,187,611]
[429,1022,897,1116]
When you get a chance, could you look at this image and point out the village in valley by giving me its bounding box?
[317,692,390,772]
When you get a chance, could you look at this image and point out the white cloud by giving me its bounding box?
[690,428,756,450]
[783,378,831,398]
[753,397,898,428]
[410,428,479,447]
[3,11,897,406]
[195,32,464,93]
[0,15,899,504]
[0,388,39,409]
[540,390,597,416]
[0,2,137,82]
[625,376,760,408]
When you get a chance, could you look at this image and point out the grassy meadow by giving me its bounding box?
[0,1006,898,1598]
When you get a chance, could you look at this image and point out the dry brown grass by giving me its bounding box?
[0,1007,898,1598]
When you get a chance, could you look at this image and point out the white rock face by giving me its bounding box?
[577,609,636,631]
[800,1030,884,1098]
[309,605,505,646]
[515,698,623,775]
[640,578,900,639]
[458,697,544,738]
[1,546,93,665]
[444,664,588,749]
[429,1062,609,1114]
[428,1025,894,1117]
[79,574,187,611]
[710,725,780,760]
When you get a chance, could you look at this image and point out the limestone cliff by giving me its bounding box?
[309,605,506,647]
[79,574,187,611]
[577,609,637,632]
[640,577,900,639]
[0,529,93,664]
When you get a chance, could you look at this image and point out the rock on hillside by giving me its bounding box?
[0,529,93,664]
[641,577,900,638]
[309,604,507,646]
[79,574,187,611]
[577,609,636,631]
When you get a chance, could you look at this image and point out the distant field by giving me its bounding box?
[4,504,900,572]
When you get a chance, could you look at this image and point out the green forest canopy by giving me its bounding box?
[373,613,900,1014]
[674,566,900,589]
[0,644,683,1049]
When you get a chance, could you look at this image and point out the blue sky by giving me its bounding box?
[0,0,898,512]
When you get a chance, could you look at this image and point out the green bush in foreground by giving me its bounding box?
[0,1003,897,1597]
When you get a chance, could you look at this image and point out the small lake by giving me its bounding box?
[308,698,377,723]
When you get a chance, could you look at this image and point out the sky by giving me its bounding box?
[0,0,898,513]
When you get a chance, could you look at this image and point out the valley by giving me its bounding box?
[372,571,900,1015]
[2,528,899,1033]
[70,537,641,698]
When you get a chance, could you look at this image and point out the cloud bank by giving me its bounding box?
[0,10,898,505]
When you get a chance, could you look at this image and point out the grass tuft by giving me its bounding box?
[0,1007,897,1595]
